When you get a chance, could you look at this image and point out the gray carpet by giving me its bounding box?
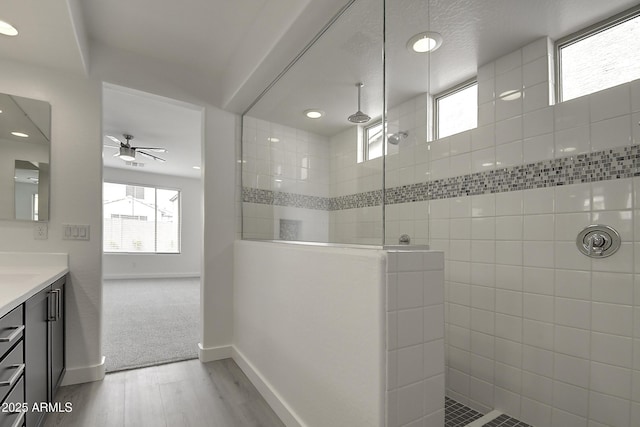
[103,277,200,372]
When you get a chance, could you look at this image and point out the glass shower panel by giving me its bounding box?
[242,0,384,245]
[382,1,435,246]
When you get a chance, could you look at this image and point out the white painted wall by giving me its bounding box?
[233,240,385,427]
[102,167,202,279]
[0,58,104,383]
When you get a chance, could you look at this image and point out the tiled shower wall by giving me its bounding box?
[241,116,331,241]
[384,37,640,426]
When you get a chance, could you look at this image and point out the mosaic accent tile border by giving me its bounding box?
[243,145,640,210]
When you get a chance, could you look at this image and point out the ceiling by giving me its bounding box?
[1,0,638,176]
[247,0,639,137]
[102,84,203,179]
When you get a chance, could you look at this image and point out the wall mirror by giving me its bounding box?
[0,93,51,221]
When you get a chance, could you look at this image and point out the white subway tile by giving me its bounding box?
[478,61,496,82]
[523,56,549,88]
[592,178,633,211]
[397,344,424,387]
[551,408,587,427]
[555,125,590,156]
[449,131,472,156]
[398,309,425,348]
[430,157,449,180]
[388,311,398,350]
[496,67,523,98]
[632,80,640,113]
[496,289,523,316]
[496,140,523,168]
[471,285,495,311]
[448,324,470,351]
[524,107,554,138]
[496,216,523,240]
[495,265,523,291]
[424,374,445,416]
[553,380,589,417]
[592,302,633,336]
[449,261,471,284]
[555,183,591,212]
[471,218,496,240]
[397,272,424,309]
[591,242,633,273]
[589,391,630,427]
[397,381,425,426]
[450,197,472,219]
[523,37,550,63]
[592,272,633,304]
[448,346,470,374]
[424,305,444,342]
[471,240,496,264]
[423,409,445,427]
[478,101,496,127]
[496,191,523,215]
[471,124,495,150]
[521,397,552,427]
[555,297,590,329]
[524,82,551,113]
[523,345,554,377]
[555,96,590,131]
[496,94,523,122]
[591,332,633,368]
[555,326,590,358]
[523,319,554,350]
[471,147,496,173]
[471,194,496,217]
[495,313,522,342]
[494,386,521,418]
[469,377,494,408]
[523,267,555,295]
[423,252,444,271]
[450,218,471,239]
[478,77,495,104]
[496,115,523,145]
[524,133,554,163]
[470,353,494,382]
[590,361,632,399]
[633,111,640,145]
[524,187,555,214]
[555,269,591,300]
[496,50,523,74]
[523,241,554,268]
[495,337,523,368]
[496,241,523,265]
[429,199,450,219]
[449,153,472,176]
[555,241,592,271]
[424,339,445,378]
[523,214,554,241]
[449,240,471,262]
[470,308,495,335]
[523,293,553,321]
[589,84,631,122]
[554,353,590,388]
[424,271,445,306]
[387,390,398,427]
[591,115,632,151]
[495,362,522,392]
[555,213,590,241]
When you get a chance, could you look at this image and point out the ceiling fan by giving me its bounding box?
[104,134,167,162]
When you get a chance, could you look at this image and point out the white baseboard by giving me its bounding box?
[197,343,232,362]
[61,356,106,386]
[103,273,201,280]
[231,347,304,427]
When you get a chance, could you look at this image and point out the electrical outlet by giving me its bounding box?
[34,223,48,240]
[62,224,90,241]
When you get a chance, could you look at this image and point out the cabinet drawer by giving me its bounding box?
[0,344,23,406]
[0,308,23,360]
[0,377,25,427]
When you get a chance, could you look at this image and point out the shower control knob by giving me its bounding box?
[576,225,620,258]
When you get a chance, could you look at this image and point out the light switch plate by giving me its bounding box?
[63,224,90,241]
[34,223,48,240]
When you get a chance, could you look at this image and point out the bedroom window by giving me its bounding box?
[557,6,640,101]
[103,182,181,253]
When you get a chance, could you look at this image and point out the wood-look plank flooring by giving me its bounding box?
[43,358,285,427]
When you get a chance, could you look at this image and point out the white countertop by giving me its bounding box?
[0,253,69,318]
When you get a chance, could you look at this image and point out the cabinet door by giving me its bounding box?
[25,287,49,427]
[49,279,64,398]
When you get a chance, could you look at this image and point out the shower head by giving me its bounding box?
[348,83,371,124]
[387,131,409,145]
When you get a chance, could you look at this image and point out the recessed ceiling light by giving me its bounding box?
[0,110,3,113]
[192,166,201,170]
[407,31,443,53]
[267,137,280,142]
[304,109,324,119]
[0,20,18,37]
[11,131,28,138]
[561,147,576,153]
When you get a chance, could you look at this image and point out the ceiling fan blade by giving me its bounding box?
[132,146,167,152]
[139,150,166,162]
[106,135,123,144]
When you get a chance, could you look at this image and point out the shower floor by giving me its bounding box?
[445,397,533,427]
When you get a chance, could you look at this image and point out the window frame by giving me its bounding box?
[555,4,640,103]
[433,78,478,140]
[103,180,182,254]
[362,119,385,162]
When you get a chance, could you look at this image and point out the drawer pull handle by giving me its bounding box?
[10,411,25,427]
[0,364,24,387]
[0,326,24,343]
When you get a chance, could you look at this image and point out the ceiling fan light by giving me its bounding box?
[119,146,136,161]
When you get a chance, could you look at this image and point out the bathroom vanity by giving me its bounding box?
[0,253,68,427]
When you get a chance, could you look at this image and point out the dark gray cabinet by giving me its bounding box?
[25,276,65,427]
